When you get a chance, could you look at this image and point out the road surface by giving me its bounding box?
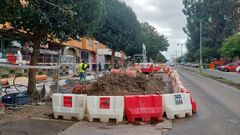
[165,68,240,135]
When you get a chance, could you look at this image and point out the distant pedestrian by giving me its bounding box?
[17,48,22,65]
[98,63,102,72]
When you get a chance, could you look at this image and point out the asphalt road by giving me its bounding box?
[165,68,240,135]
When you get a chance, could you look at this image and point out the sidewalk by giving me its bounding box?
[59,120,172,135]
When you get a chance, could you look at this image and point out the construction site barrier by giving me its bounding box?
[124,70,137,78]
[179,87,197,113]
[111,69,121,75]
[35,75,48,81]
[167,70,173,77]
[124,95,162,123]
[179,86,190,93]
[170,70,180,79]
[87,96,124,123]
[52,93,87,120]
[191,97,197,113]
[162,93,192,119]
[1,79,9,86]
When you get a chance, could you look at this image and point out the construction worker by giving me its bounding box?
[79,60,88,83]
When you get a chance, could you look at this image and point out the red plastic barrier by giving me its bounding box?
[7,54,17,64]
[179,87,190,93]
[124,70,137,78]
[180,87,197,113]
[124,95,162,123]
[166,67,171,73]
[167,70,173,77]
[111,69,121,75]
[191,97,197,113]
[153,65,161,72]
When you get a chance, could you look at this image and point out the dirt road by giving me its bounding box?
[165,68,240,135]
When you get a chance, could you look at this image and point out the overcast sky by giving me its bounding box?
[123,0,187,60]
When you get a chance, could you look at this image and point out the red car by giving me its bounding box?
[139,63,154,73]
[221,61,240,72]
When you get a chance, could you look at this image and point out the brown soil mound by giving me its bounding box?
[86,74,166,96]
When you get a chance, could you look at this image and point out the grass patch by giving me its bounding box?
[179,66,240,90]
[201,72,240,90]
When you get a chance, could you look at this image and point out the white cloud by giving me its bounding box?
[123,0,187,60]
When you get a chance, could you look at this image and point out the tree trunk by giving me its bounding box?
[28,39,40,101]
[111,49,115,69]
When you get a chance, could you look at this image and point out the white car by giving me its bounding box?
[236,66,240,72]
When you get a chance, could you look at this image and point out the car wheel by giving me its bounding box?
[224,68,229,72]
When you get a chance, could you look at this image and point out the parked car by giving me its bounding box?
[191,63,199,68]
[184,63,192,67]
[169,63,175,67]
[217,65,223,70]
[236,66,240,73]
[221,61,240,72]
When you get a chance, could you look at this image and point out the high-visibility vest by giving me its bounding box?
[79,63,87,73]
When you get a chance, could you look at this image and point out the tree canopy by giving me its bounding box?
[0,0,104,40]
[182,0,238,62]
[94,0,141,66]
[0,0,104,98]
[140,22,169,62]
[220,34,240,59]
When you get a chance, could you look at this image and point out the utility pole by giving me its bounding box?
[200,20,203,74]
[194,16,211,74]
[177,43,184,57]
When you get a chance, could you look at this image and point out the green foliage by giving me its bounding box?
[0,0,105,96]
[220,34,240,59]
[194,47,213,63]
[94,0,140,52]
[182,0,238,62]
[0,0,104,41]
[93,0,141,67]
[155,53,167,63]
[140,22,169,61]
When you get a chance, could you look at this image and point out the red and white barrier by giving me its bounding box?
[87,96,124,123]
[51,65,197,124]
[162,93,192,119]
[52,94,87,120]
[124,95,163,123]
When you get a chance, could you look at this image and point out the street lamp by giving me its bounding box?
[177,43,184,57]
[194,16,212,74]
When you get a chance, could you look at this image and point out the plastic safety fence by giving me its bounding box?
[124,95,162,123]
[179,87,197,113]
[87,96,124,123]
[52,94,87,120]
[162,93,192,119]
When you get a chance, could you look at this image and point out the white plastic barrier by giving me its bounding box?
[172,78,182,88]
[173,85,185,93]
[171,70,180,79]
[162,93,192,119]
[87,96,124,123]
[52,94,87,120]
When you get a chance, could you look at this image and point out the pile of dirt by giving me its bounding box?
[86,74,166,96]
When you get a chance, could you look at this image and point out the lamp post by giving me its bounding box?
[194,16,212,74]
[177,43,184,57]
